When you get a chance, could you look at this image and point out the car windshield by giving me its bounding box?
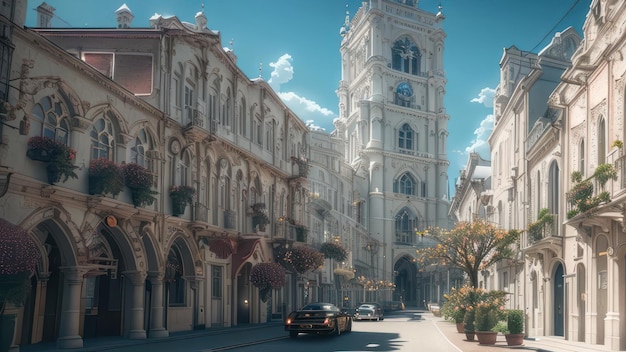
[301,303,337,311]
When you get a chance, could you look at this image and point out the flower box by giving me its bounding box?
[27,136,78,184]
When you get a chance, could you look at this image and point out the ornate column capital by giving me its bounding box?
[122,270,147,286]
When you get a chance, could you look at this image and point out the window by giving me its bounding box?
[548,161,559,215]
[31,95,70,144]
[394,173,416,195]
[212,265,223,298]
[174,150,191,186]
[395,208,417,244]
[391,37,421,75]
[598,117,606,163]
[502,271,509,292]
[90,114,115,160]
[184,84,194,125]
[398,123,414,151]
[83,52,153,95]
[579,139,585,174]
[131,128,152,168]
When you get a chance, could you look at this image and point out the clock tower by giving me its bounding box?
[335,0,453,305]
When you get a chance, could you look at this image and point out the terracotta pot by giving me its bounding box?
[456,322,464,333]
[465,332,475,341]
[475,331,497,345]
[505,333,524,346]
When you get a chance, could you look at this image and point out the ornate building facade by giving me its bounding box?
[2,1,310,349]
[335,0,454,306]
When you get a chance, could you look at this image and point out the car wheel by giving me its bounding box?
[289,331,298,338]
[346,318,352,332]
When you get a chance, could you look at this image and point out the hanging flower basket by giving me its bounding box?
[89,158,124,196]
[320,242,348,261]
[250,262,286,302]
[274,246,324,274]
[169,185,195,216]
[123,163,157,207]
[27,136,78,184]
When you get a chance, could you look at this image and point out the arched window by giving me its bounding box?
[597,117,606,163]
[395,208,417,244]
[90,113,115,159]
[391,37,421,75]
[398,123,414,152]
[131,128,153,168]
[175,149,191,186]
[239,97,247,137]
[548,161,559,216]
[394,173,416,195]
[31,95,71,144]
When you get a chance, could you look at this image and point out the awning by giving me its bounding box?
[209,238,234,259]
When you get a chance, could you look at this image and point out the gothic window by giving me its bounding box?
[184,84,194,126]
[398,123,414,152]
[240,97,247,137]
[548,161,559,216]
[597,117,606,164]
[223,89,232,127]
[90,113,115,160]
[131,128,152,168]
[395,208,417,244]
[394,173,416,195]
[536,170,541,216]
[31,95,71,145]
[391,37,421,75]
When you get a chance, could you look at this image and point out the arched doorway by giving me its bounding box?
[595,236,609,344]
[553,263,564,336]
[393,256,417,306]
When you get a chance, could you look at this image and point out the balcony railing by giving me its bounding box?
[566,159,621,219]
[526,214,557,247]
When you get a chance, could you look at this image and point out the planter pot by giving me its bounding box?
[172,200,187,216]
[27,148,52,162]
[464,332,475,341]
[0,314,16,352]
[46,163,60,184]
[475,331,497,345]
[89,176,105,195]
[456,322,464,333]
[505,333,524,346]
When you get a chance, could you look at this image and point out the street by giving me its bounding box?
[102,309,462,352]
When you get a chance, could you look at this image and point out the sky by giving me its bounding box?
[24,0,590,196]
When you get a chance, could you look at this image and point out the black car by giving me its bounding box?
[285,302,353,338]
[354,303,384,321]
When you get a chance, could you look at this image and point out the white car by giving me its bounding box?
[354,303,384,321]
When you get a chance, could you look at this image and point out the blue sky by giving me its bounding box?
[25,0,589,194]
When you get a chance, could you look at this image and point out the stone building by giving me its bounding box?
[1,1,309,349]
[335,0,454,306]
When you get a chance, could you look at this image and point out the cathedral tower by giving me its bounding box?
[336,0,452,305]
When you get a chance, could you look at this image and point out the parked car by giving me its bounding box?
[354,303,384,321]
[285,302,353,338]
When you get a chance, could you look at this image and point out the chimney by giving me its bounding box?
[36,1,55,28]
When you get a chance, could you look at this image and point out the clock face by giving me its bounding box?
[397,82,413,97]
[170,139,181,154]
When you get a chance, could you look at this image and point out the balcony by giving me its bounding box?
[526,212,557,247]
[566,162,619,220]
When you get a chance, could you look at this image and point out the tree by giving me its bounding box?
[416,219,519,287]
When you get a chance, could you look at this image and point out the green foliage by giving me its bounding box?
[571,171,583,183]
[169,185,195,205]
[463,309,475,333]
[475,303,499,332]
[492,320,508,334]
[527,208,554,243]
[507,309,524,334]
[319,242,347,261]
[123,163,157,207]
[612,139,623,149]
[593,163,617,188]
[89,158,124,196]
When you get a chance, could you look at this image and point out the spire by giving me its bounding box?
[340,4,350,37]
[195,3,208,30]
[435,3,445,23]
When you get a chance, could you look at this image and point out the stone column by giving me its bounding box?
[147,271,168,338]
[56,267,88,349]
[123,270,147,339]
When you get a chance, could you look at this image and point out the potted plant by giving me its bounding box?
[250,203,269,231]
[27,136,78,184]
[169,185,195,216]
[474,302,499,345]
[88,158,124,196]
[505,309,524,346]
[463,308,475,341]
[441,286,468,333]
[0,218,40,351]
[122,163,157,207]
[319,242,348,261]
[250,262,286,302]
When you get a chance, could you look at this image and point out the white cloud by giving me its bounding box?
[470,87,495,108]
[265,53,336,131]
[268,54,294,91]
[463,114,494,158]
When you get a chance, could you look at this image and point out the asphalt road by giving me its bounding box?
[102,309,462,352]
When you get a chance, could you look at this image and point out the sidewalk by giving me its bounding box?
[431,311,615,352]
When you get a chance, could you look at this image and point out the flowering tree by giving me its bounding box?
[250,262,286,302]
[416,219,519,288]
[0,218,40,315]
